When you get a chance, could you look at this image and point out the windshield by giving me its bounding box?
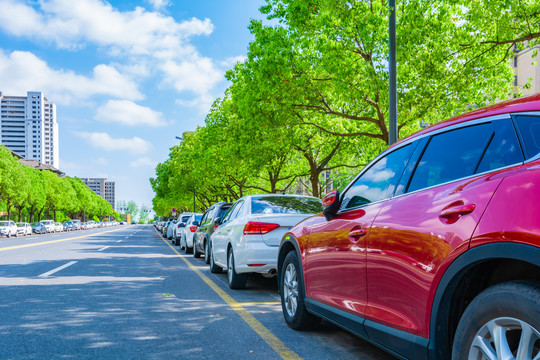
[251,196,322,215]
[0,221,9,226]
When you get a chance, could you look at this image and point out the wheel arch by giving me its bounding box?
[277,235,304,294]
[428,242,540,360]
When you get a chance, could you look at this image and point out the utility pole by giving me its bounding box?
[388,0,398,145]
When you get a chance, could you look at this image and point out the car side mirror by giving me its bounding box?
[322,190,341,221]
[192,221,200,227]
[215,217,222,225]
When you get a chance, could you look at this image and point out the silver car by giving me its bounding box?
[16,222,32,236]
[0,220,18,237]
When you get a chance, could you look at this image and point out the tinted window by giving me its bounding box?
[340,144,413,210]
[200,210,212,226]
[408,124,492,193]
[181,216,191,222]
[476,119,523,173]
[251,196,322,215]
[0,221,9,226]
[217,205,232,219]
[514,115,540,159]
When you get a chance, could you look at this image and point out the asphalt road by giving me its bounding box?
[0,224,395,360]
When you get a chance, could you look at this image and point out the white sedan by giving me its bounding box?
[210,194,322,289]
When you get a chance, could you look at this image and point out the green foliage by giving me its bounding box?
[0,145,116,222]
[150,0,538,214]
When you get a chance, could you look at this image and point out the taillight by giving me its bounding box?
[212,224,219,233]
[243,222,280,235]
[190,226,198,232]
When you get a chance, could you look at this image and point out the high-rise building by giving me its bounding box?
[79,177,116,210]
[0,91,59,168]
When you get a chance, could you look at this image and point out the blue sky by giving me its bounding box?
[0,0,267,214]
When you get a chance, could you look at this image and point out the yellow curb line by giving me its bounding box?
[0,227,125,252]
[155,228,301,360]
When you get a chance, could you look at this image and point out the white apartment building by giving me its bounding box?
[79,177,116,210]
[0,91,59,168]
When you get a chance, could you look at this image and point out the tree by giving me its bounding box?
[0,146,28,220]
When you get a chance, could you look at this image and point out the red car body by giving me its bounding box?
[278,94,540,359]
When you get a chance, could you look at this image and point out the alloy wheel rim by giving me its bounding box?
[283,263,299,317]
[468,317,540,360]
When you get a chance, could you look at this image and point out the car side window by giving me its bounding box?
[229,201,244,220]
[222,203,238,223]
[200,210,211,226]
[514,115,540,160]
[340,144,413,211]
[476,119,523,173]
[407,122,511,193]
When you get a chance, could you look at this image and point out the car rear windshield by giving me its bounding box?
[217,206,232,219]
[251,196,322,215]
[181,216,191,222]
[0,221,9,226]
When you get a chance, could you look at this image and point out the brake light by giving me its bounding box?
[213,224,218,233]
[243,222,280,235]
[190,226,198,232]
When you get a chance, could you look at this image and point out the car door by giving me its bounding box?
[304,143,415,319]
[365,117,524,339]
[212,201,245,266]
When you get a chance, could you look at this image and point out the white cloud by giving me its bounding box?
[96,100,166,127]
[220,56,247,67]
[0,0,214,54]
[130,157,158,168]
[75,131,151,154]
[0,50,142,104]
[147,0,170,11]
[0,0,223,105]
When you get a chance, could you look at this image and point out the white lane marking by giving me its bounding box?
[38,261,78,277]
[97,246,110,252]
[124,236,129,239]
[116,240,122,243]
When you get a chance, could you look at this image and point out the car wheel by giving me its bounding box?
[7,232,11,238]
[227,249,247,290]
[185,236,193,254]
[193,241,201,258]
[452,281,540,360]
[15,231,19,237]
[209,242,222,274]
[280,251,320,330]
[204,240,210,264]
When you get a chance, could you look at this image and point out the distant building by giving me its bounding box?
[0,91,59,168]
[79,178,116,210]
[513,45,540,96]
[20,159,65,177]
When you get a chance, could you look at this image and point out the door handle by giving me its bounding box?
[440,204,476,218]
[439,203,476,224]
[349,228,368,240]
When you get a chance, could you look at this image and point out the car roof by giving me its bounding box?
[391,93,540,150]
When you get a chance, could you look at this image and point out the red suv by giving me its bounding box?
[277,94,540,360]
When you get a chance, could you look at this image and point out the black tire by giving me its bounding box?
[280,251,320,330]
[204,240,210,264]
[193,241,201,258]
[174,237,179,246]
[452,281,540,360]
[209,242,222,274]
[227,249,247,290]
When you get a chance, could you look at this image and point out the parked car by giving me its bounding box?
[173,212,194,245]
[0,220,18,237]
[16,222,32,236]
[192,202,232,256]
[276,94,540,360]
[211,195,322,289]
[166,219,177,240]
[40,220,55,233]
[71,219,82,230]
[54,222,63,232]
[32,222,47,234]
[179,213,203,253]
[63,221,73,231]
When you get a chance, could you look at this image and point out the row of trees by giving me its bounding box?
[151,0,539,217]
[0,145,119,223]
